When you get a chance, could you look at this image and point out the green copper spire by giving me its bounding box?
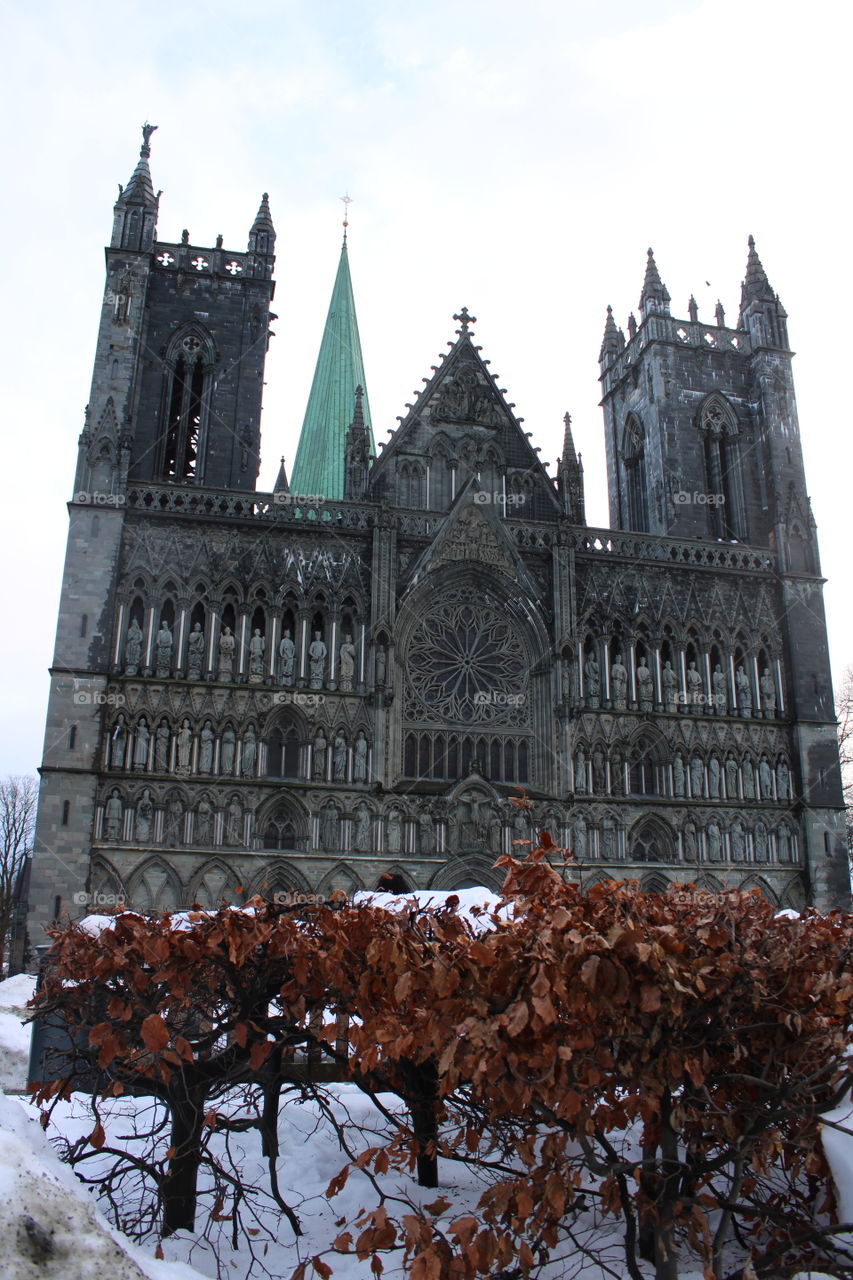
[290,238,374,500]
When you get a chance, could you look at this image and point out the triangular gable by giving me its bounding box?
[370,324,560,513]
[401,477,543,600]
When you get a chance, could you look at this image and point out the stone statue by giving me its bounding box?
[707,821,722,862]
[225,797,243,847]
[686,661,703,713]
[164,793,184,848]
[248,628,266,684]
[354,802,372,852]
[134,789,153,843]
[712,663,728,714]
[759,756,774,799]
[776,758,790,801]
[353,730,368,783]
[418,807,436,854]
[278,629,295,684]
[683,821,698,862]
[124,618,143,675]
[133,718,150,770]
[574,745,587,793]
[176,719,192,775]
[584,653,600,706]
[592,747,606,794]
[187,621,205,679]
[313,728,327,780]
[760,667,777,718]
[736,665,752,717]
[662,661,678,713]
[199,721,214,773]
[218,626,235,680]
[105,789,123,841]
[154,719,170,772]
[386,807,403,853]
[610,653,628,710]
[731,820,745,861]
[338,634,356,692]
[754,821,768,863]
[742,757,755,800]
[241,726,257,777]
[778,826,791,863]
[636,659,654,712]
[513,806,530,846]
[321,803,339,852]
[333,730,347,781]
[155,619,173,679]
[487,805,503,854]
[602,822,616,861]
[195,797,213,845]
[725,755,738,798]
[673,752,685,798]
[308,631,327,690]
[374,644,387,688]
[109,716,127,771]
[221,726,236,775]
[690,755,704,798]
[610,748,624,794]
[708,755,721,799]
[573,814,587,860]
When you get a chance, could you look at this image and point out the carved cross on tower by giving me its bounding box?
[453,307,476,334]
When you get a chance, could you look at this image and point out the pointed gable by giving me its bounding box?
[370,311,560,520]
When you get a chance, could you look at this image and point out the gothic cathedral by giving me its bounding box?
[25,127,850,942]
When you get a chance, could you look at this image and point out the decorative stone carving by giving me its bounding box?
[133,718,150,770]
[110,716,127,770]
[218,626,235,680]
[418,806,436,854]
[353,731,368,783]
[321,803,339,852]
[134,788,153,843]
[164,793,184,848]
[221,726,236,775]
[199,721,214,773]
[754,821,768,863]
[354,801,372,853]
[386,806,403,853]
[278,629,295,684]
[225,797,243,847]
[736,666,752,717]
[154,719,170,772]
[708,755,721,799]
[707,821,722,862]
[333,730,347,782]
[313,728,327,780]
[374,645,387,688]
[662,661,678,713]
[573,814,586,860]
[241,726,257,777]
[759,757,773,799]
[636,659,654,712]
[248,628,265,684]
[610,747,624,794]
[592,748,606,794]
[432,507,514,574]
[725,754,738,798]
[339,635,356,692]
[731,819,745,861]
[187,622,205,679]
[105,789,123,841]
[584,654,600,707]
[574,745,587,794]
[195,797,213,846]
[686,661,703,714]
[690,756,704,798]
[742,757,755,800]
[124,619,143,675]
[673,752,685,798]
[610,654,628,710]
[760,668,777,719]
[309,632,327,690]
[155,619,173,679]
[712,663,728,714]
[176,719,192,775]
[776,758,790,801]
[683,821,697,862]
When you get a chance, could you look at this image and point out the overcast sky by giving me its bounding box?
[0,0,850,778]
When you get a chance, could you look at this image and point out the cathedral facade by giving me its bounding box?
[25,128,850,943]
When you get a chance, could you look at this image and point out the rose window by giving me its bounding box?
[404,599,529,726]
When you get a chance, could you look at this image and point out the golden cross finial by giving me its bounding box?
[340,192,353,243]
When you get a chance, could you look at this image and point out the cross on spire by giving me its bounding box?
[453,307,476,334]
[340,192,352,244]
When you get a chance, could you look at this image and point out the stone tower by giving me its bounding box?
[23,130,849,954]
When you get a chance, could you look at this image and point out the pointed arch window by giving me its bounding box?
[622,414,649,532]
[698,395,747,539]
[159,330,215,482]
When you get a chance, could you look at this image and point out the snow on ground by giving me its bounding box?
[0,972,35,1092]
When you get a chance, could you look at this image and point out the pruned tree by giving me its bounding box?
[0,774,37,973]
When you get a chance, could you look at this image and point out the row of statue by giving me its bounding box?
[103,787,245,848]
[577,652,778,717]
[571,815,795,865]
[574,744,791,801]
[123,617,382,692]
[107,715,371,783]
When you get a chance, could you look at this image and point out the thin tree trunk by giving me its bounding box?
[162,1086,207,1236]
[402,1059,439,1187]
[654,1089,681,1280]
